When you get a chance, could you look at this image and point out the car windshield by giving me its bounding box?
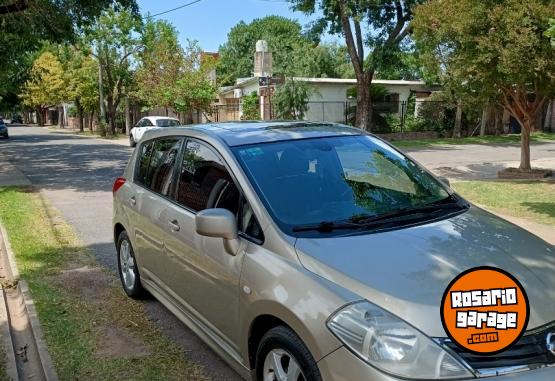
[156,119,180,127]
[233,135,454,235]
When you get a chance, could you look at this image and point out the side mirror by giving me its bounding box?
[438,176,451,187]
[195,208,240,255]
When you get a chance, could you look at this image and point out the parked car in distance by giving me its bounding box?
[0,119,8,138]
[129,116,180,147]
[113,122,555,381]
[10,114,23,124]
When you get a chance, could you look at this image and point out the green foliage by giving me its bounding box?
[134,19,184,109]
[172,41,217,115]
[85,7,142,132]
[20,52,66,108]
[413,0,555,108]
[242,92,260,120]
[217,16,352,84]
[273,79,312,119]
[0,0,137,109]
[546,18,555,46]
[134,22,216,115]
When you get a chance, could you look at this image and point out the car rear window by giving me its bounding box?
[156,119,180,127]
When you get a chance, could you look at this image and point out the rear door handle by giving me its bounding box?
[129,196,136,206]
[168,220,180,232]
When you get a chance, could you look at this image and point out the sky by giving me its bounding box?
[137,0,330,52]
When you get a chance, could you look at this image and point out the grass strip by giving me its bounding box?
[0,187,208,381]
[453,181,555,227]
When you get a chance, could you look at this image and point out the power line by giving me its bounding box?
[147,0,204,18]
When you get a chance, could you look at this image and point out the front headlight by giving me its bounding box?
[327,301,473,379]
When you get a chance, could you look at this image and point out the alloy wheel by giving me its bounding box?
[263,349,305,381]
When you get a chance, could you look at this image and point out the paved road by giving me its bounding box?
[0,125,242,381]
[1,125,554,380]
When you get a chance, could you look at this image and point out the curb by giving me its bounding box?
[0,224,19,280]
[0,222,59,381]
[19,281,59,381]
[0,288,18,381]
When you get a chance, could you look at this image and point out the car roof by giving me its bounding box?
[143,121,363,147]
[143,116,179,122]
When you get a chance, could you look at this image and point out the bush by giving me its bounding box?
[241,92,260,120]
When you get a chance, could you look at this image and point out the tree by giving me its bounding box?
[134,19,183,111]
[274,79,312,119]
[290,0,422,131]
[413,0,555,171]
[20,52,66,126]
[242,92,260,120]
[218,16,351,83]
[85,7,142,134]
[65,50,99,132]
[0,0,136,110]
[172,41,217,118]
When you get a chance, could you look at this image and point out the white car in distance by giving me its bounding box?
[129,116,181,147]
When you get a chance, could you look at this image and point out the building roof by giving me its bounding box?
[219,76,427,95]
[143,121,363,147]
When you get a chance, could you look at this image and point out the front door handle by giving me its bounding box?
[129,196,136,206]
[168,220,180,232]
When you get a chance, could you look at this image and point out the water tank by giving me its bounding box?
[256,40,268,53]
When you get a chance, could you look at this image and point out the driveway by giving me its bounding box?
[0,125,242,381]
[404,141,555,180]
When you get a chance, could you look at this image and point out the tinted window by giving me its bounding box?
[233,135,450,233]
[143,119,154,126]
[141,138,182,195]
[175,140,239,213]
[135,141,155,185]
[156,119,180,127]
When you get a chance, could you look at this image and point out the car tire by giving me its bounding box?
[129,134,136,147]
[117,230,145,298]
[255,326,322,381]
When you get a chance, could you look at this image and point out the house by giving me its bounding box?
[215,40,434,123]
[217,76,433,123]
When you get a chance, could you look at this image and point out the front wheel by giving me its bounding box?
[256,326,322,381]
[129,134,136,147]
[117,231,145,298]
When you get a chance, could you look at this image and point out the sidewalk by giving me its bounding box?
[0,152,31,187]
[46,127,129,147]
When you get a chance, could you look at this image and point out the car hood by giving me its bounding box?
[295,206,555,337]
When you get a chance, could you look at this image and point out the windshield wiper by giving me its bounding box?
[351,195,468,226]
[291,221,364,233]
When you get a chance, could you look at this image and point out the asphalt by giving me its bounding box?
[0,125,242,381]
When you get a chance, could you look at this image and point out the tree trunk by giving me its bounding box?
[550,100,555,133]
[58,105,64,128]
[125,96,131,136]
[36,106,43,126]
[356,78,373,131]
[453,100,463,138]
[106,98,116,135]
[89,111,94,132]
[520,118,533,171]
[76,99,84,133]
[480,105,490,136]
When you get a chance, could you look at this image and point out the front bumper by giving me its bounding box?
[318,347,555,381]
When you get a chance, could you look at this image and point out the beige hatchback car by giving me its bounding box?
[113,122,555,381]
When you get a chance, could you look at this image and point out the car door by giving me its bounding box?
[131,136,184,283]
[162,138,253,351]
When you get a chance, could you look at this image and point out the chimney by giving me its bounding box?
[254,40,272,78]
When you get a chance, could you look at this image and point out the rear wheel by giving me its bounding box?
[117,231,145,298]
[256,326,321,381]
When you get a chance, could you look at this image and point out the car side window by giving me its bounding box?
[175,140,240,214]
[239,197,264,242]
[141,138,182,195]
[135,141,155,185]
[136,119,145,127]
[143,119,154,127]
